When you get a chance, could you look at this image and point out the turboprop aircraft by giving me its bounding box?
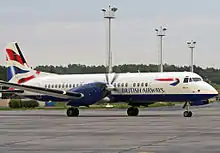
[0,42,218,117]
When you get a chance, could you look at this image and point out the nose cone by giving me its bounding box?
[199,82,218,97]
[206,82,218,95]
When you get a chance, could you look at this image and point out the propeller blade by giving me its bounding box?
[111,73,119,84]
[113,88,120,92]
[105,73,109,84]
[106,84,115,91]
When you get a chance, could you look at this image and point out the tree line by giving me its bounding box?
[1,64,220,84]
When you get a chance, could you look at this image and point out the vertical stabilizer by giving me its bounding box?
[6,42,40,83]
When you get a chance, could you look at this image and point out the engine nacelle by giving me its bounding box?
[190,100,209,106]
[67,82,108,107]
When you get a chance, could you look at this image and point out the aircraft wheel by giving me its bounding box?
[188,111,192,117]
[183,111,192,117]
[127,107,139,116]
[66,107,79,117]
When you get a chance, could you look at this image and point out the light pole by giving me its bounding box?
[187,40,196,72]
[101,5,117,74]
[155,26,167,72]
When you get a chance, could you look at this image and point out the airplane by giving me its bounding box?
[0,42,218,117]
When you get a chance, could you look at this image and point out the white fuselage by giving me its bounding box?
[21,71,217,104]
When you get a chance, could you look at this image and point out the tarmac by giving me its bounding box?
[0,103,220,153]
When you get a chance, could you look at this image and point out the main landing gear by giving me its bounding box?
[66,107,79,117]
[183,102,192,117]
[127,107,139,116]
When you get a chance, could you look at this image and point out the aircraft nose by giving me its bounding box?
[213,87,218,95]
[203,82,218,95]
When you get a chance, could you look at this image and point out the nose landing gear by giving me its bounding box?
[183,102,192,117]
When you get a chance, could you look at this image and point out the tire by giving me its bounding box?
[183,111,189,117]
[127,107,139,116]
[66,107,79,117]
[188,111,192,117]
[183,111,192,117]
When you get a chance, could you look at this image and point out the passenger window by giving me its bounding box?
[55,84,57,88]
[125,83,128,87]
[145,83,148,87]
[117,83,120,87]
[113,83,116,87]
[66,84,68,88]
[141,83,144,87]
[45,84,47,88]
[137,83,140,87]
[59,84,61,88]
[183,78,189,83]
[51,84,54,88]
[48,84,50,88]
[73,84,75,88]
[62,84,64,88]
[69,84,72,88]
[121,83,124,87]
[133,83,136,87]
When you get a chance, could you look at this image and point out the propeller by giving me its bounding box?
[99,72,120,99]
[104,73,119,92]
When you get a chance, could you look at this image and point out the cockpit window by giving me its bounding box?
[192,78,202,82]
[184,77,202,83]
[183,78,189,83]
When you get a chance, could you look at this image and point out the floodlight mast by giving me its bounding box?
[101,5,117,74]
[187,40,196,72]
[155,26,167,72]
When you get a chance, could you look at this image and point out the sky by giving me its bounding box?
[0,0,220,68]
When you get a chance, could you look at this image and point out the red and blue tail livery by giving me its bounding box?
[6,42,40,84]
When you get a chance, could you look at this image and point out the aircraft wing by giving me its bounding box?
[0,89,24,93]
[0,80,83,99]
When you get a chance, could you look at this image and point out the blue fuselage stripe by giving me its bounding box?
[23,94,217,106]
